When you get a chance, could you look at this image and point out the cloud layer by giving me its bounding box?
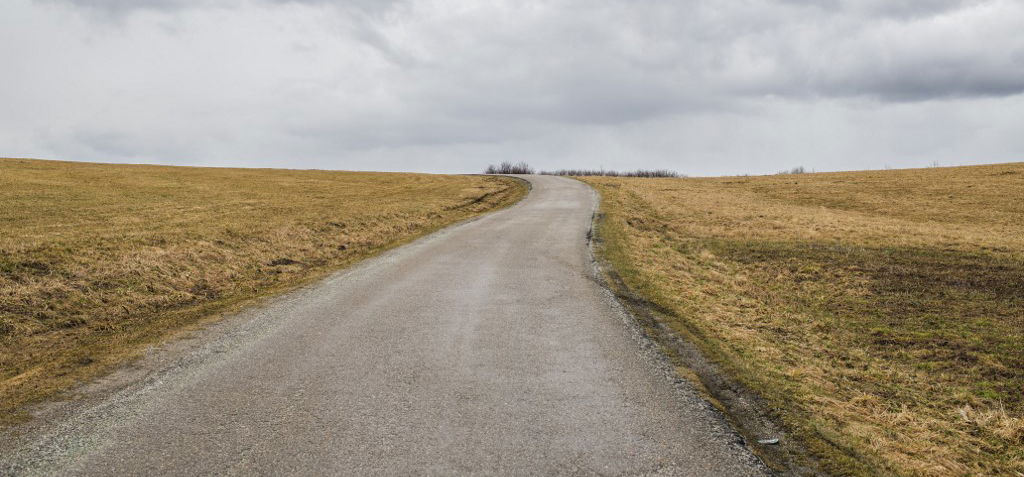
[3,0,1023,174]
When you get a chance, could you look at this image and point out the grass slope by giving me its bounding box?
[0,158,525,423]
[581,163,1023,476]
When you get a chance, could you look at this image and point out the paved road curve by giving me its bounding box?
[2,176,769,476]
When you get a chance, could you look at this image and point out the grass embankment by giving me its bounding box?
[0,158,525,423]
[580,163,1023,476]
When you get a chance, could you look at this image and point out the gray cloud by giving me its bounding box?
[4,0,1023,174]
[42,0,408,15]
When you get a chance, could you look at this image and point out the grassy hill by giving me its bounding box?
[0,158,525,423]
[580,163,1023,476]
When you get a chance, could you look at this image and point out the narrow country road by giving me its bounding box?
[1,176,769,476]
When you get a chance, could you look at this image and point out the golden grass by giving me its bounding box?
[0,158,525,423]
[580,163,1024,476]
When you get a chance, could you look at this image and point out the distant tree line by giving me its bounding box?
[540,169,681,178]
[483,162,680,178]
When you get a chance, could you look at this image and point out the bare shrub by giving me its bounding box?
[484,161,535,174]
[777,166,807,175]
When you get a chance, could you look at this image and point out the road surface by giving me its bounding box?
[1,175,769,476]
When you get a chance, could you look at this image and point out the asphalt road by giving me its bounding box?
[1,175,769,476]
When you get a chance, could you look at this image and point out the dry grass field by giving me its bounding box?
[581,163,1024,476]
[0,158,525,423]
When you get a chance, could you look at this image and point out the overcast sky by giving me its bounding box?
[2,0,1023,175]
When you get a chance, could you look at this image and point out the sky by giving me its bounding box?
[2,0,1023,175]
